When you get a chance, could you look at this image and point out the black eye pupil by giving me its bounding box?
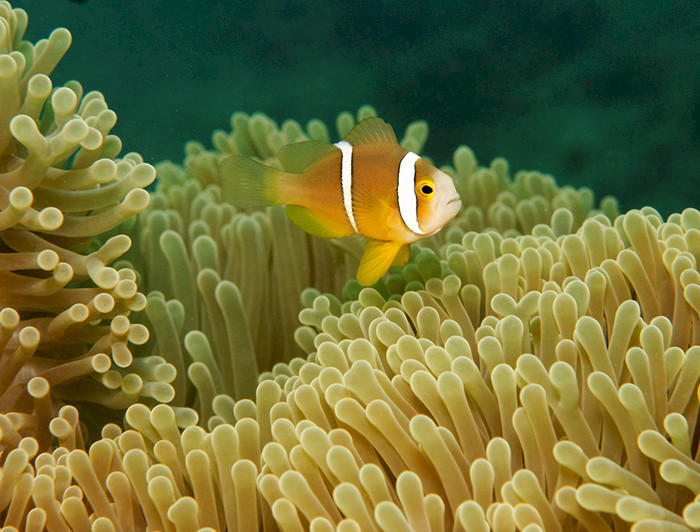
[421,185,433,194]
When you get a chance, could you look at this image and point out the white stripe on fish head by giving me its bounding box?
[334,140,359,233]
[397,151,424,235]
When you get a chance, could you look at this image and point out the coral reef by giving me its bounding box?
[0,0,168,444]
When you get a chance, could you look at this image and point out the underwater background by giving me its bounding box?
[15,0,700,217]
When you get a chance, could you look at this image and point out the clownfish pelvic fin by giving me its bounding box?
[391,244,411,268]
[356,239,404,286]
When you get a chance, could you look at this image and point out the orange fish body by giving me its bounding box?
[221,118,461,285]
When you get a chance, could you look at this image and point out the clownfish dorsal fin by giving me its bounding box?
[279,141,337,174]
[356,239,404,286]
[343,117,398,145]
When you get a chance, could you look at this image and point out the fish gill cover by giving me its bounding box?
[1,1,700,531]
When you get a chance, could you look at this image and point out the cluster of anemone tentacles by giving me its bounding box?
[2,1,700,531]
[120,102,619,414]
[0,0,171,450]
[119,105,433,407]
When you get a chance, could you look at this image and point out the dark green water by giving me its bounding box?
[15,0,700,217]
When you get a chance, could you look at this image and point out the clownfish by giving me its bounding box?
[220,117,462,286]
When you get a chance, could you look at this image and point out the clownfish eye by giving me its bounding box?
[417,179,435,198]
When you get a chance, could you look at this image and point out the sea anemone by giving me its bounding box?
[122,106,430,408]
[0,0,169,446]
[1,1,700,530]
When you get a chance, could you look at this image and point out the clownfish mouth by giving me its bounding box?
[447,196,462,205]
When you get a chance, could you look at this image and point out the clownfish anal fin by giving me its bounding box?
[344,117,398,146]
[279,141,337,174]
[285,205,351,239]
[329,234,366,261]
[356,239,403,286]
[391,244,411,267]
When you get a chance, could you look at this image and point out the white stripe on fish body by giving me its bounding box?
[334,140,359,233]
[397,151,424,235]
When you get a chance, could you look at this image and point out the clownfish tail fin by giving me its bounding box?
[220,155,286,208]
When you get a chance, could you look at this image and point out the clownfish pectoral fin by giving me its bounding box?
[344,117,398,145]
[220,155,285,208]
[278,141,337,174]
[285,205,351,239]
[356,239,403,286]
[391,244,411,268]
[351,183,396,233]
